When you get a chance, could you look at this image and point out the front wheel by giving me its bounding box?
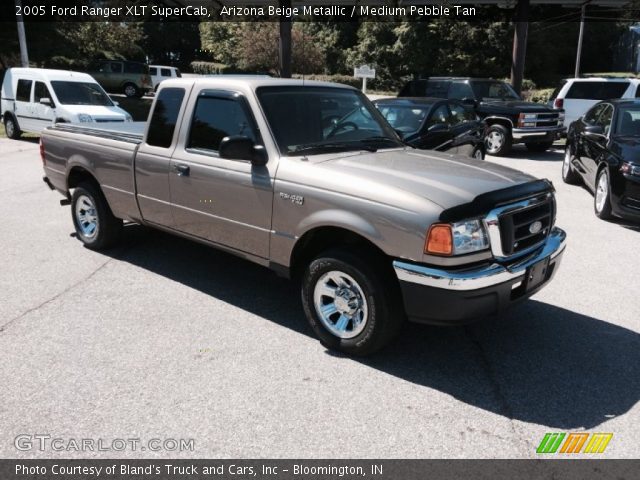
[4,114,21,140]
[562,145,581,184]
[301,249,403,356]
[71,182,123,249]
[594,168,613,220]
[484,124,512,156]
[525,141,554,152]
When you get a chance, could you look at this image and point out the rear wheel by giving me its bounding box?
[594,168,613,220]
[484,124,512,156]
[123,83,139,98]
[525,141,554,152]
[471,146,485,161]
[71,182,123,249]
[301,249,403,356]
[562,144,581,185]
[4,114,21,140]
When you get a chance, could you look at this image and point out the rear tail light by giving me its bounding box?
[425,224,453,255]
[554,98,564,109]
[39,139,45,165]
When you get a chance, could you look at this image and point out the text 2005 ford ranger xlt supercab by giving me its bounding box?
[41,78,566,355]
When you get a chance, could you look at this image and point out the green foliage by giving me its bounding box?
[292,74,362,88]
[522,88,555,104]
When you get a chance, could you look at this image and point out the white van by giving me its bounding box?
[549,77,640,128]
[148,65,181,91]
[1,68,132,139]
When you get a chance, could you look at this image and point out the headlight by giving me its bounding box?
[425,219,489,256]
[77,114,93,122]
[620,161,640,177]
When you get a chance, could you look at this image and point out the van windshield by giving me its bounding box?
[50,81,114,106]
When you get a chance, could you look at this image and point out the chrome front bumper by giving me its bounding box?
[512,126,566,140]
[393,227,566,292]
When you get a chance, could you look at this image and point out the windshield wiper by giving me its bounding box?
[359,136,402,146]
[288,142,377,156]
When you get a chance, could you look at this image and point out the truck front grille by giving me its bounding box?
[519,112,563,129]
[498,195,555,256]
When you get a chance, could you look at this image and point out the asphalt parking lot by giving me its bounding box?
[0,137,638,459]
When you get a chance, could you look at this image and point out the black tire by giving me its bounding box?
[3,114,21,140]
[71,182,123,250]
[123,83,139,98]
[562,144,581,185]
[594,168,613,220]
[525,141,554,152]
[471,146,485,161]
[484,124,512,156]
[301,248,403,356]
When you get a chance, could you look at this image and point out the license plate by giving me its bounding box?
[525,257,550,292]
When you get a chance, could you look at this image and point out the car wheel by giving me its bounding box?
[123,83,139,98]
[301,248,403,356]
[71,182,123,250]
[562,144,581,185]
[484,124,512,156]
[594,168,613,220]
[525,141,554,152]
[4,114,21,140]
[472,146,485,161]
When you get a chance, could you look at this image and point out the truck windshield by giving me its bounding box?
[471,81,520,101]
[50,81,114,106]
[256,86,403,155]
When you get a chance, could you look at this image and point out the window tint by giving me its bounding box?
[566,81,629,100]
[616,106,640,135]
[124,62,146,74]
[597,104,613,134]
[16,79,32,102]
[149,67,157,76]
[398,80,426,97]
[635,85,640,98]
[188,96,256,152]
[448,82,474,100]
[161,68,171,77]
[146,87,185,148]
[449,102,476,125]
[425,81,450,98]
[427,104,451,127]
[584,104,605,124]
[378,105,428,135]
[34,81,52,104]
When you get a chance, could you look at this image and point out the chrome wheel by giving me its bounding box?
[313,271,368,339]
[485,131,504,155]
[74,194,99,239]
[124,84,137,97]
[595,171,609,213]
[563,148,571,178]
[5,118,15,138]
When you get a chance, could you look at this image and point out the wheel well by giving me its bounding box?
[485,118,512,132]
[289,227,389,279]
[67,167,99,191]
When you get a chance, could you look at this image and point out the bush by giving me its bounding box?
[292,74,363,89]
[522,88,555,104]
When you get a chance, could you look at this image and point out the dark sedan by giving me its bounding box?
[564,99,640,222]
[373,97,485,160]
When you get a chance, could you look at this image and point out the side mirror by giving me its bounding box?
[461,97,478,108]
[584,124,605,136]
[219,136,268,166]
[428,123,448,133]
[39,97,53,107]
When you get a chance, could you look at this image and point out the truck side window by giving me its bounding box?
[448,82,474,100]
[187,96,256,153]
[146,87,185,148]
[16,79,32,102]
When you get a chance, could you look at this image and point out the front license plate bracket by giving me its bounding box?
[525,257,550,292]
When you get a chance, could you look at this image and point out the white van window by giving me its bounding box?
[34,82,52,104]
[16,79,32,102]
[149,67,158,76]
[566,82,629,100]
[50,81,113,106]
[161,68,172,77]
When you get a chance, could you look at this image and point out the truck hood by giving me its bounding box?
[479,100,555,114]
[314,148,536,209]
[59,104,130,120]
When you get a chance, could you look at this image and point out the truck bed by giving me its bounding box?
[51,121,146,144]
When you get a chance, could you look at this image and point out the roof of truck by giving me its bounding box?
[158,77,358,90]
[6,68,95,82]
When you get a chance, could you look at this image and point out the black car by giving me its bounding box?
[398,77,565,156]
[564,99,640,222]
[373,97,485,160]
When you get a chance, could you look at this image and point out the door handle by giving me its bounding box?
[174,164,190,176]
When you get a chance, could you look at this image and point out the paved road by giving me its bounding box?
[0,138,638,459]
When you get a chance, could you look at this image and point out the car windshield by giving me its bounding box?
[50,81,114,106]
[376,104,430,135]
[256,86,403,155]
[615,106,640,136]
[471,81,520,101]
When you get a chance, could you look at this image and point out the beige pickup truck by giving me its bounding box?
[40,78,566,355]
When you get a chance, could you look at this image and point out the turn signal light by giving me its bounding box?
[554,98,564,109]
[425,224,453,255]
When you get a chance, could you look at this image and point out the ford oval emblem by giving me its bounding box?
[529,220,543,234]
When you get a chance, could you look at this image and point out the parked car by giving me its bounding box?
[1,68,132,139]
[40,78,566,355]
[399,77,565,156]
[549,77,640,128]
[87,60,152,98]
[373,97,485,160]
[564,99,640,222]
[149,65,181,91]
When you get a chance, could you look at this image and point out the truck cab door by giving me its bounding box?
[168,89,274,259]
[135,87,189,226]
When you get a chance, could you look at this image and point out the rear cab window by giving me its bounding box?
[566,81,630,100]
[146,87,186,148]
[16,79,32,102]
